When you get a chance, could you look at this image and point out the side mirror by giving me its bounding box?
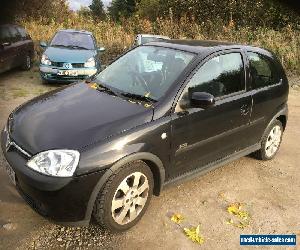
[98,47,105,52]
[190,92,215,109]
[40,41,47,48]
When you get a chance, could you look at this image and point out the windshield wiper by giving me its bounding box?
[94,82,117,96]
[121,92,157,103]
[52,44,89,50]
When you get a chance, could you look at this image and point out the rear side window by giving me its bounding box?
[186,53,245,98]
[247,52,280,89]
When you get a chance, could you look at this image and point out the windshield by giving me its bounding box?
[95,46,195,101]
[50,31,95,50]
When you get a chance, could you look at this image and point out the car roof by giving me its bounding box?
[58,29,93,35]
[138,34,170,39]
[145,39,269,55]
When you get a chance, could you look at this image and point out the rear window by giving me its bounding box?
[247,52,280,89]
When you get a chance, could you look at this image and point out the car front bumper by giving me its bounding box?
[40,65,98,83]
[1,129,106,226]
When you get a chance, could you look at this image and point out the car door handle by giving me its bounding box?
[240,104,250,116]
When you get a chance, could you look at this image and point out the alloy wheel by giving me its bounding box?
[265,125,282,158]
[111,172,149,225]
[26,55,31,69]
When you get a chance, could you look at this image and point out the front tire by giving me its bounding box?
[254,119,283,160]
[93,161,153,232]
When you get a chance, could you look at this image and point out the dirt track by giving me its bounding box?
[0,68,299,249]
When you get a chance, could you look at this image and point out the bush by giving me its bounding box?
[21,15,300,73]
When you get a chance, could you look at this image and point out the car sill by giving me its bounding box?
[163,143,261,188]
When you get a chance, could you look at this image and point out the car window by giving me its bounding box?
[8,27,21,42]
[16,27,28,40]
[96,46,195,100]
[185,53,245,98]
[50,31,95,50]
[247,52,279,88]
[0,26,11,43]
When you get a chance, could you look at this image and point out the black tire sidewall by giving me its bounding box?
[261,120,283,160]
[95,161,154,232]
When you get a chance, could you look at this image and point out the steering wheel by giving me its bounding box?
[130,71,150,93]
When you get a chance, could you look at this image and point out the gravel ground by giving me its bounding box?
[0,68,299,249]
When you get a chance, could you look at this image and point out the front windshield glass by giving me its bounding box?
[50,31,95,50]
[95,46,195,101]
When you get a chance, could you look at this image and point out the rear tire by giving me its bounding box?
[253,119,283,161]
[21,54,32,70]
[93,161,153,232]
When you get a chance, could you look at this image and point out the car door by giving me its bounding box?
[0,26,15,73]
[169,50,253,178]
[16,26,30,64]
[8,26,23,68]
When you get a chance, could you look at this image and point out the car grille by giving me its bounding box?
[5,133,31,159]
[51,62,85,68]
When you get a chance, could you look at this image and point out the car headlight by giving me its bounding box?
[27,150,80,177]
[84,57,96,68]
[41,54,51,66]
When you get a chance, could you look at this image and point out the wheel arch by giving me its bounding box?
[84,152,165,224]
[263,103,288,139]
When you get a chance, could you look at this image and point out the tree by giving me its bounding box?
[89,0,106,20]
[77,6,91,18]
[136,0,160,21]
[108,0,137,21]
[0,0,71,24]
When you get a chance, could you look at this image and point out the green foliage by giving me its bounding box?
[89,0,106,20]
[77,6,91,18]
[136,0,161,21]
[2,0,71,23]
[136,0,300,29]
[108,0,137,21]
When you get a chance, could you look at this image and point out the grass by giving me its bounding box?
[21,16,300,73]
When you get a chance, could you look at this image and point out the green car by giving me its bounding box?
[39,29,105,83]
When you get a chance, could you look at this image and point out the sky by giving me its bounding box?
[68,0,112,11]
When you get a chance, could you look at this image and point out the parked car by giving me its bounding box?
[134,34,170,46]
[1,40,288,232]
[39,29,105,83]
[0,24,34,74]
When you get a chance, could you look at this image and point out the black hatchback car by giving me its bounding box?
[0,24,34,74]
[1,40,288,232]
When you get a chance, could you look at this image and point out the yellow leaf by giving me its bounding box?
[88,83,98,89]
[183,225,204,244]
[170,213,184,224]
[226,218,234,225]
[144,92,151,97]
[144,103,152,108]
[227,203,250,219]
